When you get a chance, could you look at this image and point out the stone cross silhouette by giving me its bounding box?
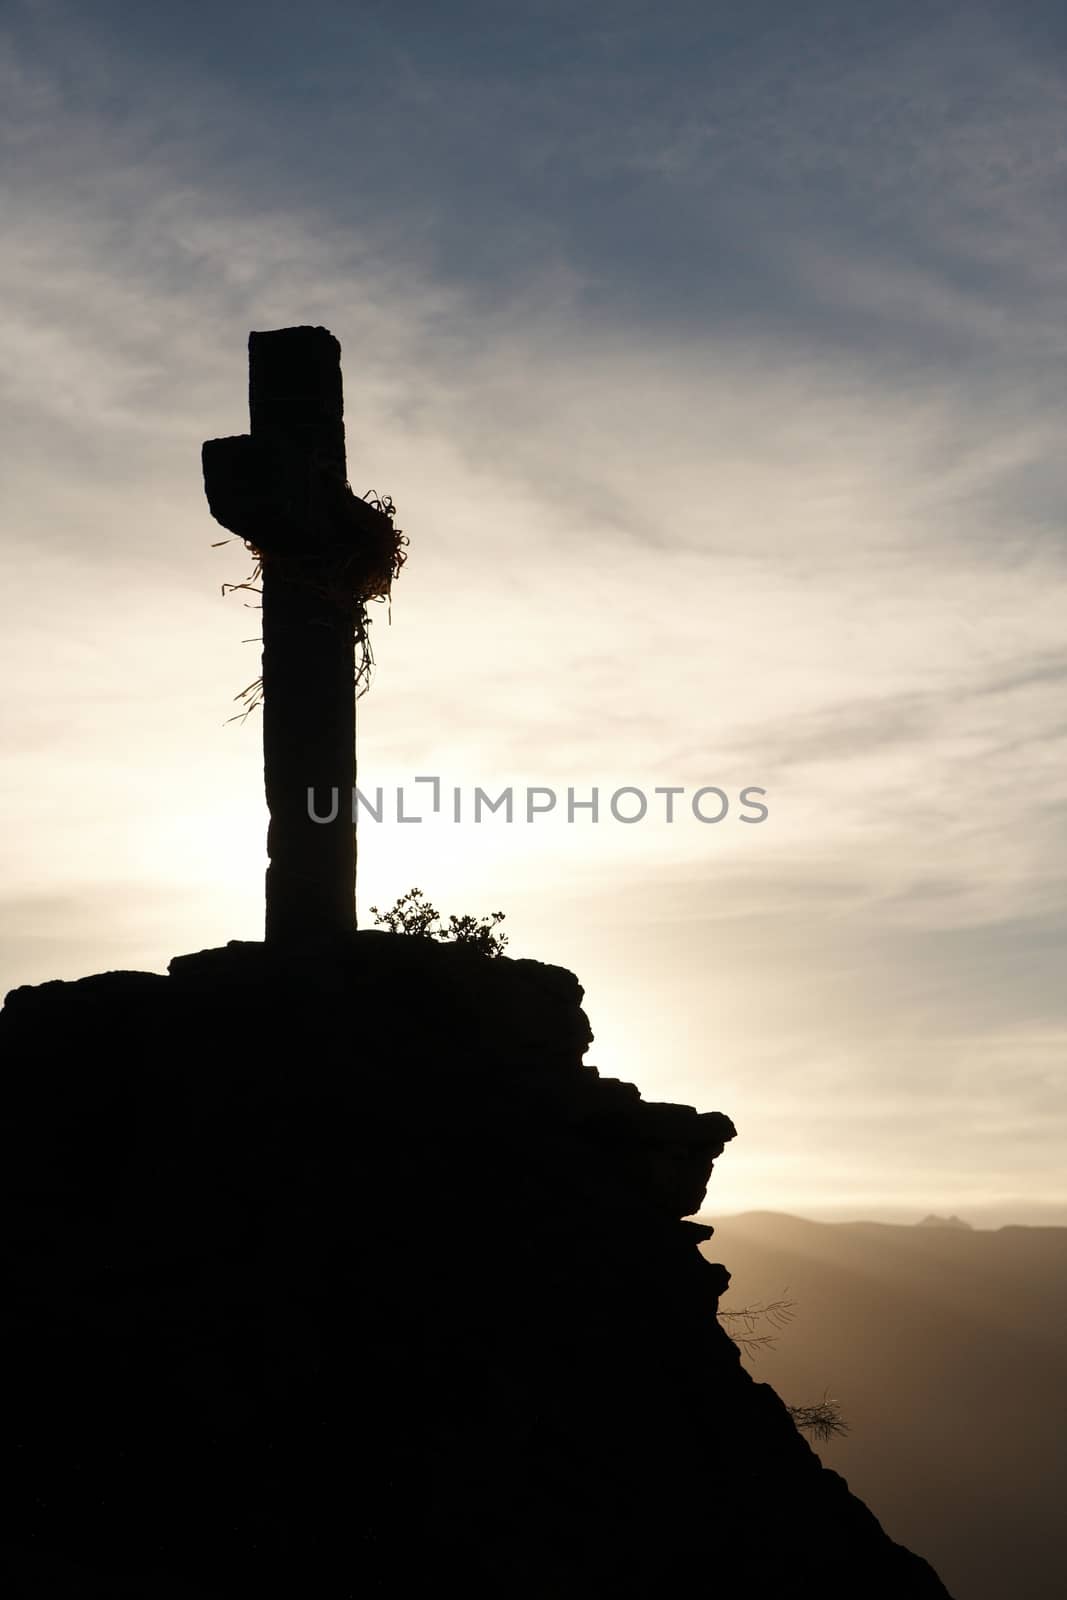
[202,326,393,942]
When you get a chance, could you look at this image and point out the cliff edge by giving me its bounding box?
[0,935,953,1597]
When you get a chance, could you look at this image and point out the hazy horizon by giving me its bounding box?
[707,1202,1067,1228]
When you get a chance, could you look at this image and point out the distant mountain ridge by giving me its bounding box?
[701,1209,1067,1600]
[710,1207,1067,1233]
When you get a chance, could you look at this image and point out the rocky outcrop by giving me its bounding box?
[0,935,952,1596]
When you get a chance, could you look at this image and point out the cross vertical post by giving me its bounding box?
[202,326,394,942]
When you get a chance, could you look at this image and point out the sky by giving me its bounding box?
[2,0,1066,1225]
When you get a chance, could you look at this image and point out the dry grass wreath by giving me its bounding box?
[214,486,408,722]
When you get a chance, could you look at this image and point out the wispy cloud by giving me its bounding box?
[2,0,1066,1220]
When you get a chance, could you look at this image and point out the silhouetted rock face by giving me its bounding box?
[0,936,952,1598]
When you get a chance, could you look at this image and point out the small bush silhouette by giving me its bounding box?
[718,1297,797,1359]
[785,1396,849,1443]
[718,1297,849,1441]
[370,888,508,957]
